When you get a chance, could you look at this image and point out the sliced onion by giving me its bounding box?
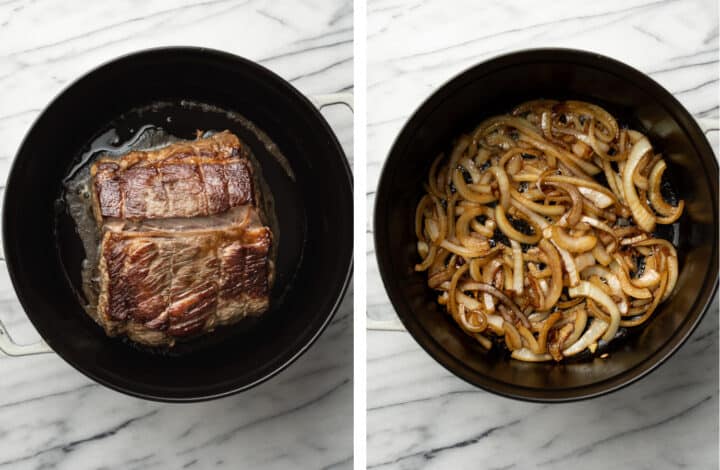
[544,175,617,206]
[610,257,652,299]
[510,198,550,230]
[565,101,619,141]
[503,321,523,350]
[620,270,668,327]
[440,239,491,258]
[648,160,676,215]
[655,206,684,224]
[536,312,562,353]
[620,234,648,245]
[631,268,660,288]
[482,259,503,312]
[475,148,491,166]
[453,166,496,204]
[542,181,582,225]
[511,348,551,362]
[563,308,588,349]
[479,313,504,335]
[457,304,487,333]
[632,154,649,190]
[550,238,579,286]
[455,291,481,310]
[495,205,541,244]
[647,160,685,224]
[460,282,530,328]
[458,157,481,183]
[575,252,596,272]
[417,241,429,258]
[415,194,431,241]
[539,239,563,309]
[489,165,511,210]
[551,226,597,252]
[539,278,549,295]
[623,138,656,232]
[510,240,524,294]
[519,133,600,176]
[474,334,493,349]
[426,219,440,241]
[591,243,612,266]
[518,324,541,353]
[468,183,493,194]
[511,189,565,215]
[587,118,619,161]
[581,266,622,296]
[603,159,623,202]
[568,281,620,341]
[456,207,490,249]
[447,264,469,317]
[562,318,609,356]
[578,187,614,209]
[581,265,627,314]
[581,216,617,248]
[472,115,542,141]
[634,238,678,301]
[470,219,494,238]
[415,244,438,271]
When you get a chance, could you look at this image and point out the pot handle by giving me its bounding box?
[0,320,53,356]
[310,93,353,112]
[367,318,405,331]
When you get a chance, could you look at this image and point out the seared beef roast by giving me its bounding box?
[88,131,272,346]
[91,131,254,221]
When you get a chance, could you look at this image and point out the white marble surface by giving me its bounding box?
[0,1,352,469]
[366,0,719,468]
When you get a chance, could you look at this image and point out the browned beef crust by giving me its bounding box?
[91,131,255,222]
[96,222,271,345]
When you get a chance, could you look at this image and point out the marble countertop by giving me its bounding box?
[366,0,719,468]
[0,1,352,469]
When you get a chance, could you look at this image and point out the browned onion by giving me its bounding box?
[415,99,683,363]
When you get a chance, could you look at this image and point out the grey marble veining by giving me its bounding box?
[366,0,718,468]
[0,1,352,469]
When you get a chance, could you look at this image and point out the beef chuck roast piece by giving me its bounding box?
[91,131,255,222]
[90,131,273,347]
[97,219,271,345]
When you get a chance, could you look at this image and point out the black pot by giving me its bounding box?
[374,48,718,402]
[3,47,353,402]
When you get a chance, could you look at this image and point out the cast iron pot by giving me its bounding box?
[2,47,353,402]
[374,48,718,402]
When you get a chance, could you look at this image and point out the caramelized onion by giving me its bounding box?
[562,318,608,356]
[539,239,563,310]
[511,189,565,215]
[510,240,524,293]
[542,181,582,226]
[461,282,530,328]
[562,308,588,349]
[495,205,541,244]
[551,226,597,253]
[415,99,683,363]
[611,256,652,299]
[623,138,656,232]
[568,281,620,342]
